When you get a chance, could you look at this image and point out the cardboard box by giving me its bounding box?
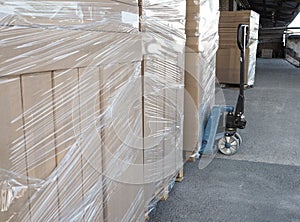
[0,77,30,222]
[217,10,259,85]
[0,0,187,219]
[185,0,219,38]
[0,27,142,77]
[142,57,165,209]
[217,47,250,84]
[53,69,84,220]
[78,67,104,221]
[0,0,139,33]
[143,53,185,207]
[0,28,142,220]
[100,62,144,222]
[21,72,59,221]
[0,77,26,175]
[21,73,56,180]
[183,52,216,153]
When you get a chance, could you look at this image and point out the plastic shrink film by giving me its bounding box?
[139,0,186,213]
[0,0,187,221]
[217,11,260,86]
[286,37,300,67]
[183,0,219,158]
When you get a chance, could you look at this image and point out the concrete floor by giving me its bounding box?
[149,59,300,222]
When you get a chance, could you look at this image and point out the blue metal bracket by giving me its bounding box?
[199,105,234,155]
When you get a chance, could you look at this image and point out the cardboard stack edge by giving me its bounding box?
[216,10,260,86]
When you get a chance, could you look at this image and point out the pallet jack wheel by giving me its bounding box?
[234,132,243,145]
[217,135,239,155]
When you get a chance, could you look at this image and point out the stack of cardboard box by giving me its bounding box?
[0,0,222,220]
[183,0,219,158]
[0,0,186,221]
[216,10,260,86]
[139,0,186,212]
[0,1,142,221]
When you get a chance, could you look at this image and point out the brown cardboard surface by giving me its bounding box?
[186,6,201,16]
[21,72,57,179]
[53,69,84,220]
[21,72,59,220]
[175,63,184,171]
[0,77,26,174]
[183,52,216,153]
[183,68,200,153]
[216,48,250,84]
[100,63,144,222]
[143,53,184,204]
[0,27,142,77]
[0,77,30,221]
[53,69,81,163]
[163,61,178,182]
[217,10,259,85]
[220,10,252,17]
[78,67,104,221]
[186,37,201,52]
[143,57,176,207]
[0,0,139,32]
[143,57,164,202]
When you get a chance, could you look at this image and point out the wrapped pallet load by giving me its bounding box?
[0,0,186,221]
[217,11,260,86]
[0,1,143,221]
[139,0,186,213]
[183,0,219,159]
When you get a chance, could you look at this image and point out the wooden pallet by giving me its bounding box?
[175,168,184,182]
[184,151,197,162]
[145,212,150,221]
[144,168,184,221]
[160,185,170,201]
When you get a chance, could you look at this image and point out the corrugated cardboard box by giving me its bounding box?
[78,67,104,221]
[0,29,143,222]
[216,10,260,85]
[140,0,186,210]
[0,0,139,33]
[0,27,142,77]
[53,69,82,213]
[217,47,250,84]
[0,77,30,222]
[142,52,185,208]
[183,0,218,155]
[100,62,144,222]
[1,0,187,220]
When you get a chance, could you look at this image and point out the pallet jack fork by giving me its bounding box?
[197,24,249,157]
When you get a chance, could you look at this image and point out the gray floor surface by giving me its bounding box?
[149,59,300,222]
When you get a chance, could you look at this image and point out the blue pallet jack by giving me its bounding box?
[197,24,249,157]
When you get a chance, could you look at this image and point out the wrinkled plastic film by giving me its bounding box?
[0,0,187,221]
[141,0,186,213]
[286,37,300,66]
[183,0,219,156]
[247,11,260,86]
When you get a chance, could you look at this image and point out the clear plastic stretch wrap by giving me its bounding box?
[286,36,300,67]
[247,11,260,85]
[140,0,186,215]
[183,0,219,156]
[0,0,186,221]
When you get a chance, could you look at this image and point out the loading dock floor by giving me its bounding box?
[150,59,300,222]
